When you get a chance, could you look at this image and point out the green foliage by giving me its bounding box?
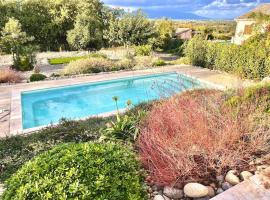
[49,53,107,65]
[152,59,166,66]
[0,117,111,182]
[67,1,104,50]
[184,35,208,67]
[0,18,37,71]
[104,10,156,47]
[49,56,88,65]
[29,73,47,82]
[135,45,152,56]
[184,33,270,80]
[2,142,146,200]
[101,98,147,142]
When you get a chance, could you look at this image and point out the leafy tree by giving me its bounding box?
[67,0,104,50]
[0,18,36,70]
[149,18,174,49]
[105,10,156,47]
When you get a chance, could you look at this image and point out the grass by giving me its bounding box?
[48,56,88,65]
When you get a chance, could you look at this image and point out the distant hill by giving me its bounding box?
[143,9,210,20]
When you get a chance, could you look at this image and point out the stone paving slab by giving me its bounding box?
[211,175,270,200]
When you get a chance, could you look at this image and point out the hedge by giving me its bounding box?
[184,33,270,80]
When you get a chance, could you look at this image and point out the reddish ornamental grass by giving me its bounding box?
[138,89,269,187]
[0,69,23,83]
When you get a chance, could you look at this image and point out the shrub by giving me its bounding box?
[184,33,270,80]
[3,142,146,200]
[61,57,112,75]
[12,45,37,71]
[0,69,23,83]
[138,88,270,186]
[29,73,47,82]
[152,59,166,66]
[184,35,208,67]
[113,58,136,71]
[135,45,152,56]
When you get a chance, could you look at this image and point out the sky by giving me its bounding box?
[102,0,270,20]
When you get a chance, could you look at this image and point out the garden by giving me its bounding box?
[0,83,270,199]
[1,0,270,199]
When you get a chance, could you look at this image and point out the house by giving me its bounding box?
[175,28,193,40]
[232,3,270,45]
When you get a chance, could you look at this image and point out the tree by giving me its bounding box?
[149,18,174,50]
[0,18,36,71]
[67,0,104,50]
[104,10,156,47]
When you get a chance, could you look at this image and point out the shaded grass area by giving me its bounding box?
[0,103,151,182]
[48,56,88,65]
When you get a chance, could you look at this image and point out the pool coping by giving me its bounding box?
[10,70,225,135]
[9,66,228,136]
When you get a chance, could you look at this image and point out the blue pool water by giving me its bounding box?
[22,72,201,129]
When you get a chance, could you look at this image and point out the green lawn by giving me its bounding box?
[48,56,88,65]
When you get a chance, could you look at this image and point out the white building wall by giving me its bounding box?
[232,19,255,45]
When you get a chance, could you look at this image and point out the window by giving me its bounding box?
[244,25,253,35]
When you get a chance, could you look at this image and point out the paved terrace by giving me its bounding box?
[0,65,254,138]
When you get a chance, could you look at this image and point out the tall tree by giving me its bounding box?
[67,0,105,50]
[104,10,156,47]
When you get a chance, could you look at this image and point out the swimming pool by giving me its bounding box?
[21,72,201,129]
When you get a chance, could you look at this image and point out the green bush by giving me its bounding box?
[184,33,270,80]
[135,45,152,56]
[29,73,47,82]
[12,45,37,71]
[184,35,208,67]
[2,142,146,200]
[152,59,166,66]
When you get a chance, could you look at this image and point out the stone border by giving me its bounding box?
[9,67,225,136]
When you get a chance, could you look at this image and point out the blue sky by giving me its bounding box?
[102,0,270,20]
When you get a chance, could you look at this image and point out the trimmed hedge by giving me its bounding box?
[2,143,146,200]
[184,33,270,80]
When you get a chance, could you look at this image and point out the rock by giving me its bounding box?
[207,186,215,197]
[221,182,232,191]
[153,195,167,200]
[183,183,209,198]
[216,188,224,195]
[240,171,253,181]
[193,197,210,200]
[225,170,240,185]
[216,175,224,183]
[257,165,269,172]
[262,77,270,83]
[163,186,183,199]
[152,185,163,191]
